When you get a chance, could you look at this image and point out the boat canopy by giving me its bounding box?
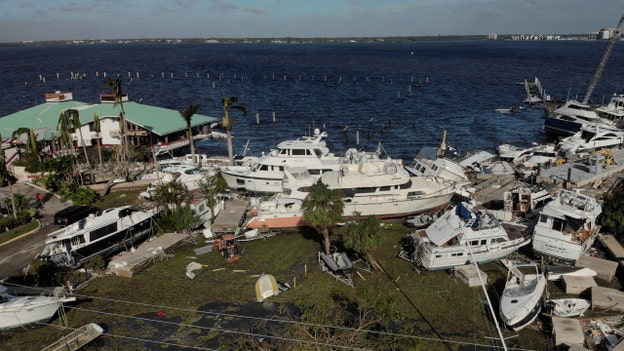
[425,206,466,246]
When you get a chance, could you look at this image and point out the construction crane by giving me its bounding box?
[582,14,624,104]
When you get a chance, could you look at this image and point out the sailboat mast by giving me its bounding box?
[468,246,509,351]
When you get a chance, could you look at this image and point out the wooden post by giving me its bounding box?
[256,113,260,125]
[272,112,276,123]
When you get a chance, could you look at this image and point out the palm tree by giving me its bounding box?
[57,110,76,155]
[93,112,103,168]
[64,109,91,168]
[12,128,40,163]
[341,213,382,270]
[303,182,345,255]
[198,170,228,223]
[0,133,17,219]
[179,105,200,166]
[221,97,247,166]
[103,78,128,162]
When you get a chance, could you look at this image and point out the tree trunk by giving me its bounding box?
[322,228,331,255]
[227,130,234,166]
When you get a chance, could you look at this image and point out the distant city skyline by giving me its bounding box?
[0,0,622,43]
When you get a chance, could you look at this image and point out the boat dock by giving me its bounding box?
[107,233,190,277]
[211,198,250,234]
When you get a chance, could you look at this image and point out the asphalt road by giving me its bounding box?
[0,182,70,280]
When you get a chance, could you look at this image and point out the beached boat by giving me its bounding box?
[220,128,344,193]
[545,298,590,317]
[532,189,602,265]
[320,152,455,219]
[245,152,455,230]
[255,274,280,302]
[402,202,531,270]
[543,99,616,137]
[499,261,547,331]
[557,123,624,157]
[244,167,315,230]
[0,285,76,330]
[319,251,354,287]
[39,206,158,268]
[41,323,103,351]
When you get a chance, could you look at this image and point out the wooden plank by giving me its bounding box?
[212,199,249,233]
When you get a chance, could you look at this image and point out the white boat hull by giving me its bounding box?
[0,295,75,330]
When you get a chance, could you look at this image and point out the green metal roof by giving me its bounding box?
[0,99,218,140]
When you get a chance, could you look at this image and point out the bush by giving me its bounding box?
[70,187,98,205]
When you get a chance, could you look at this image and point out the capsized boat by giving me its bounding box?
[401,202,531,270]
[39,206,157,268]
[532,189,602,265]
[255,274,280,302]
[499,262,547,331]
[0,285,76,330]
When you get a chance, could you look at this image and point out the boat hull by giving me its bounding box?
[543,116,581,137]
[0,296,75,330]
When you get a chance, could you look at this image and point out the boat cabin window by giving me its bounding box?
[480,239,487,245]
[552,217,566,231]
[379,186,391,192]
[259,165,269,171]
[451,252,464,257]
[90,223,118,241]
[313,149,323,157]
[400,180,413,189]
[470,240,479,246]
[407,191,425,197]
[539,214,549,224]
[291,149,306,156]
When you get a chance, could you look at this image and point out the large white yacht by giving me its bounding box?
[220,128,343,193]
[543,99,616,137]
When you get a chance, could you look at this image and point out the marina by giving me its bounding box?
[3,35,624,350]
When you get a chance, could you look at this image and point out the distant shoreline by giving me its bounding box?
[0,34,596,47]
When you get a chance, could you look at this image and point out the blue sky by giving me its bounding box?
[0,0,622,42]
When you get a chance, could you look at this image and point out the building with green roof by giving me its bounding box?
[0,91,219,162]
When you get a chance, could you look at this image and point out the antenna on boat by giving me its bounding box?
[437,130,447,158]
[467,246,509,351]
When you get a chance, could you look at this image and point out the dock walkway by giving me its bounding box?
[107,232,190,277]
[211,198,249,234]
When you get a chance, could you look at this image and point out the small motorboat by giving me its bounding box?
[545,298,590,317]
[499,262,547,331]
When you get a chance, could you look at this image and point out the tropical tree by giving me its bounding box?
[221,97,247,166]
[64,109,91,168]
[303,182,345,255]
[0,133,17,219]
[12,128,40,163]
[56,110,75,155]
[103,78,128,162]
[179,105,200,166]
[341,212,382,270]
[93,112,103,168]
[197,170,228,223]
[600,182,624,239]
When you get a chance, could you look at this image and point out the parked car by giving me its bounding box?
[53,205,100,226]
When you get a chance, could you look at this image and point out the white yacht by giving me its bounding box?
[220,128,343,193]
[532,189,602,264]
[401,202,531,270]
[39,206,158,268]
[557,124,624,157]
[543,99,616,137]
[0,285,76,330]
[244,153,455,230]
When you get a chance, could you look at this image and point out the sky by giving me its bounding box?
[0,0,622,43]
